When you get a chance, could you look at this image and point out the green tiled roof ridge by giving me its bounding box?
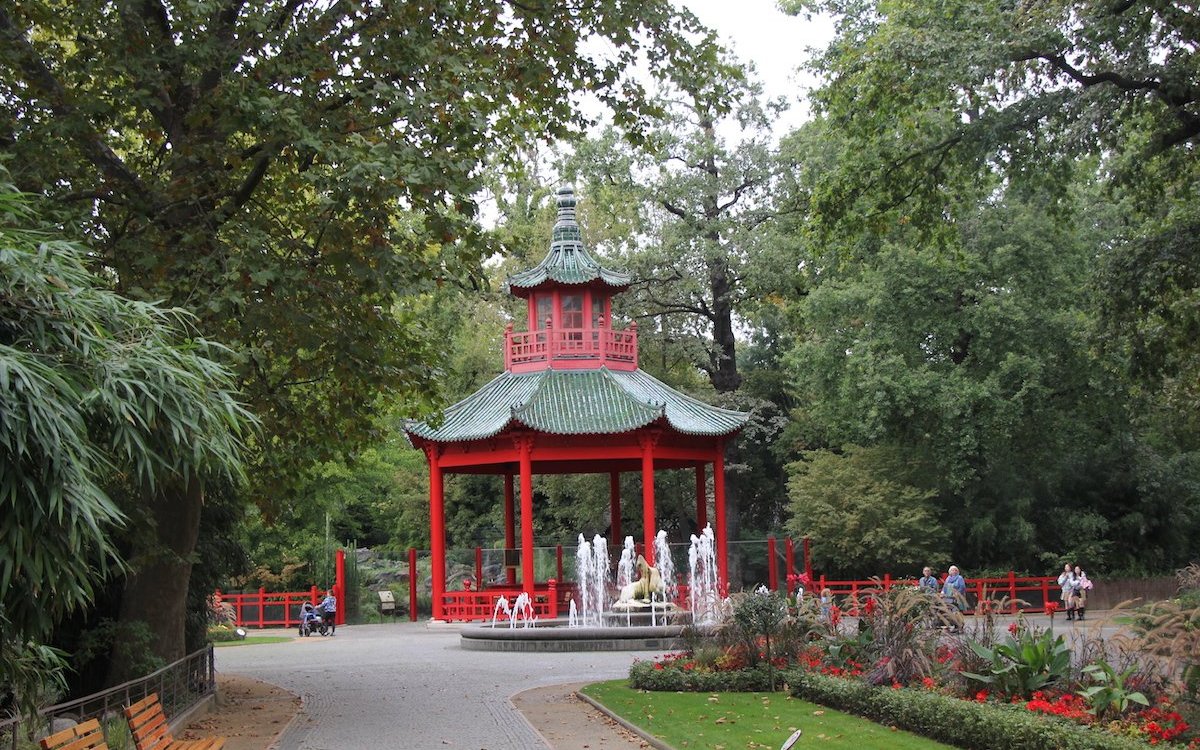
[507,186,632,289]
[405,367,748,443]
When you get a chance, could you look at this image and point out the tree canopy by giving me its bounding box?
[0,181,250,714]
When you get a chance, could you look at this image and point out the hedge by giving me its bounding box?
[628,662,782,693]
[786,670,1156,750]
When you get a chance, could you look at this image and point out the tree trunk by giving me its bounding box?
[108,473,204,685]
[708,255,742,393]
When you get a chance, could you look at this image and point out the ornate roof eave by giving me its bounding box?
[506,185,632,294]
[404,368,748,444]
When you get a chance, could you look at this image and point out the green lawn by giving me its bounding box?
[580,680,957,750]
[212,635,293,647]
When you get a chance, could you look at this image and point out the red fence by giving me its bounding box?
[214,586,323,629]
[442,581,562,622]
[217,550,347,629]
[803,572,1060,615]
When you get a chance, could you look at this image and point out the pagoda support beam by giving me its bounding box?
[516,435,536,593]
[639,432,659,565]
[714,442,728,592]
[695,463,707,531]
[504,473,516,585]
[425,446,446,620]
[609,472,622,545]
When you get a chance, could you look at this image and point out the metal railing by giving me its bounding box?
[0,645,215,749]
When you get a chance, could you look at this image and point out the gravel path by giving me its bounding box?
[214,622,664,750]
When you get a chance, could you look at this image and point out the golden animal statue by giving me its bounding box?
[615,554,665,605]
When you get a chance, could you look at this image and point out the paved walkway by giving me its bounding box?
[214,622,664,750]
[215,613,1119,750]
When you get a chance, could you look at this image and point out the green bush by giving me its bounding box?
[207,625,243,642]
[962,626,1073,698]
[787,671,1156,750]
[629,661,781,693]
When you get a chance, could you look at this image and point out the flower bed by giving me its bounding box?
[627,578,1200,749]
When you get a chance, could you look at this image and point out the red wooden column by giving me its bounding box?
[694,463,708,530]
[504,473,516,585]
[516,435,536,593]
[639,432,659,564]
[609,472,622,543]
[335,548,346,626]
[713,441,728,591]
[424,445,446,620]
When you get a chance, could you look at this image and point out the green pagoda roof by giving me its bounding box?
[407,368,748,442]
[506,186,631,292]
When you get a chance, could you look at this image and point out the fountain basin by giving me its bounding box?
[460,617,712,652]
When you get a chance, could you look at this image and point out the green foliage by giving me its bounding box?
[962,628,1073,698]
[788,671,1156,750]
[206,625,243,643]
[729,588,788,689]
[1078,661,1150,719]
[628,660,781,692]
[786,446,947,576]
[588,679,954,749]
[0,640,67,725]
[0,181,250,705]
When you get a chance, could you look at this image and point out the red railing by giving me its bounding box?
[441,581,561,622]
[504,322,638,372]
[215,586,323,629]
[801,572,1060,615]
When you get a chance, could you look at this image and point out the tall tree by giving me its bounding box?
[0,0,717,671]
[0,182,249,714]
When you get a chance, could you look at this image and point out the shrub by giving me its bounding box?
[207,624,243,642]
[629,660,780,692]
[787,671,1157,750]
[962,625,1072,698]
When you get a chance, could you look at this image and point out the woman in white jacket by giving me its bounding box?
[1057,563,1078,620]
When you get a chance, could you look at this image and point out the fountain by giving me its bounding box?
[460,528,725,651]
[574,534,610,627]
[688,524,720,624]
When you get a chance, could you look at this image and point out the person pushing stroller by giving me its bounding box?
[298,601,325,636]
[319,589,337,635]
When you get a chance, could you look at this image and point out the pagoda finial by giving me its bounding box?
[552,185,581,245]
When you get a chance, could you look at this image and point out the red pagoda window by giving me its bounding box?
[535,295,552,330]
[561,294,583,329]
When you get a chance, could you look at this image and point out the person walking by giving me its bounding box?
[1074,565,1092,620]
[320,589,338,635]
[941,565,967,631]
[918,566,939,595]
[1057,563,1078,621]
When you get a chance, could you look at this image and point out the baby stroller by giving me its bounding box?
[299,602,327,637]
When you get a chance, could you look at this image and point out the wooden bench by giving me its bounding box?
[123,694,224,750]
[39,718,108,750]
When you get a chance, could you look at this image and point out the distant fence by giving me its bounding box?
[215,586,324,629]
[808,573,1058,614]
[0,645,215,750]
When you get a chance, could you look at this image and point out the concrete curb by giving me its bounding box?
[575,690,678,750]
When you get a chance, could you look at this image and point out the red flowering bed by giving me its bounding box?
[628,586,1198,749]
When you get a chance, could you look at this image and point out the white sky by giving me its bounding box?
[680,0,835,134]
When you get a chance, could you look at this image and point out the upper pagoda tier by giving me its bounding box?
[504,186,638,373]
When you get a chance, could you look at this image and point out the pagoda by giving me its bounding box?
[406,186,748,620]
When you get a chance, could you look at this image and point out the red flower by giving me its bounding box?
[1044,601,1060,615]
[1008,622,1020,636]
[975,690,990,703]
[829,605,842,627]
